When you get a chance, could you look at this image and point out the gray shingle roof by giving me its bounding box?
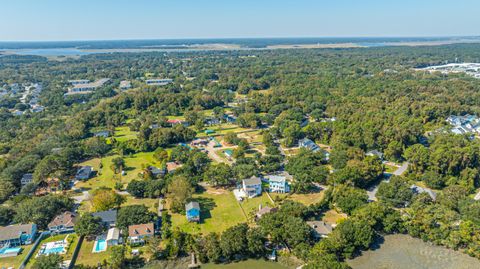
[185,201,200,211]
[92,210,117,223]
[0,224,35,241]
[243,176,261,186]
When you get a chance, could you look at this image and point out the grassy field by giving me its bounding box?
[240,193,275,216]
[112,126,138,142]
[25,233,79,268]
[76,152,161,190]
[169,187,246,234]
[270,190,325,206]
[202,259,289,269]
[76,239,111,267]
[322,209,347,225]
[123,196,158,212]
[196,123,252,138]
[0,244,34,268]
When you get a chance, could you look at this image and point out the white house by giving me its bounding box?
[242,176,262,198]
[106,227,121,246]
[145,79,173,86]
[21,173,33,186]
[266,175,290,193]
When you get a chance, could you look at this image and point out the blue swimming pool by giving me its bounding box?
[94,239,107,252]
[43,246,64,254]
[0,247,21,255]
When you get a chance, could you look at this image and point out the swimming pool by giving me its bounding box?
[93,239,107,253]
[43,246,65,254]
[37,240,67,257]
[0,247,21,255]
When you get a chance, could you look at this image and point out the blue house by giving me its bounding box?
[299,138,320,152]
[0,223,37,247]
[267,175,290,193]
[186,201,200,222]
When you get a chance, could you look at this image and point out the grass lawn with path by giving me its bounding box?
[240,193,275,217]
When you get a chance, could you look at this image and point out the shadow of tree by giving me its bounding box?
[194,197,216,223]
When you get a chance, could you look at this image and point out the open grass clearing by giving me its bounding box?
[76,239,111,267]
[270,189,325,206]
[322,209,347,225]
[76,152,161,191]
[169,187,246,235]
[112,126,138,142]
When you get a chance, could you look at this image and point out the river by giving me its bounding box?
[348,234,480,269]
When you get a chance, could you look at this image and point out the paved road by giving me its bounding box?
[366,162,409,201]
[392,162,409,176]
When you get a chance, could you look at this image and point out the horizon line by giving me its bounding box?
[0,35,479,43]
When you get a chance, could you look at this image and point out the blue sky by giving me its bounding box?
[0,0,479,41]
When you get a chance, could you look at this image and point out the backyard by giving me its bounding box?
[0,244,34,269]
[75,152,161,190]
[76,239,112,267]
[169,187,246,234]
[25,233,79,269]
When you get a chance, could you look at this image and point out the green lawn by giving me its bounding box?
[201,259,289,269]
[169,187,246,235]
[384,164,398,173]
[76,152,161,190]
[270,190,325,206]
[112,126,138,142]
[76,239,111,267]
[123,196,158,212]
[0,244,34,268]
[196,124,253,138]
[322,209,347,225]
[240,193,275,217]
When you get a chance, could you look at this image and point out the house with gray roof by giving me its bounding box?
[242,176,262,198]
[92,210,117,228]
[0,223,37,247]
[307,221,333,239]
[299,138,320,152]
[21,173,33,186]
[75,166,93,180]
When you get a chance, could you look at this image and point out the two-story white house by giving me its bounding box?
[266,175,290,193]
[242,176,262,198]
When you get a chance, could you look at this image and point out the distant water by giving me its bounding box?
[13,48,93,56]
[348,234,480,269]
[357,42,388,47]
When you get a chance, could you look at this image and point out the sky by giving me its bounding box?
[0,0,479,41]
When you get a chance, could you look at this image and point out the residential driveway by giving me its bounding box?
[72,191,90,204]
[205,141,233,165]
[393,162,409,176]
[367,162,409,201]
